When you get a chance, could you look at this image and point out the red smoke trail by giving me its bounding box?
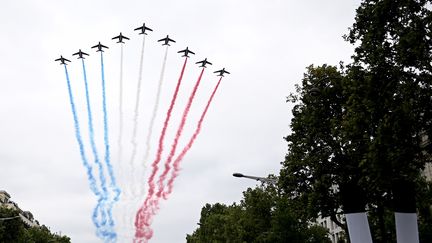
[164,77,223,198]
[134,57,188,240]
[156,67,206,198]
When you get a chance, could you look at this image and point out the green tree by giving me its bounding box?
[23,225,71,243]
[187,183,331,243]
[343,0,432,204]
[0,207,26,242]
[280,0,432,242]
[280,64,350,231]
[343,1,432,240]
[0,207,71,243]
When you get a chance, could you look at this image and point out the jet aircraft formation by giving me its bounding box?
[55,23,230,76]
[55,22,229,242]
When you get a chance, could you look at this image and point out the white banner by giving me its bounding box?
[395,212,419,243]
[345,212,373,243]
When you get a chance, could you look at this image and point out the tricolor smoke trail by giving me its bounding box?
[134,57,189,241]
[165,77,223,198]
[156,67,206,198]
[129,35,147,197]
[81,59,115,240]
[99,52,121,241]
[62,64,102,231]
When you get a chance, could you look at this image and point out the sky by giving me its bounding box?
[0,0,361,242]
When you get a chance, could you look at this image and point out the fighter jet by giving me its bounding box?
[72,49,89,59]
[134,23,153,35]
[55,56,71,65]
[178,47,195,57]
[112,32,130,43]
[91,42,109,52]
[214,68,230,77]
[196,58,212,68]
[158,35,176,46]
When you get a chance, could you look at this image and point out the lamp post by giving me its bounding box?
[232,172,277,185]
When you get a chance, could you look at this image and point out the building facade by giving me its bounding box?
[316,214,345,243]
[423,162,432,182]
[0,190,38,227]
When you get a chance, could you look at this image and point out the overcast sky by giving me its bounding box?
[0,0,361,242]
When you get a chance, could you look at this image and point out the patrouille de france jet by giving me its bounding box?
[178,47,195,57]
[55,56,71,65]
[196,58,212,68]
[72,49,89,59]
[158,35,176,46]
[112,32,130,43]
[91,42,109,52]
[214,68,230,77]
[134,23,153,35]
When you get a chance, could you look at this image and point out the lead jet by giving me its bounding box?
[158,35,176,46]
[55,56,71,65]
[214,68,230,77]
[91,42,109,52]
[196,58,212,68]
[72,49,89,59]
[178,47,195,57]
[112,32,130,43]
[134,23,153,35]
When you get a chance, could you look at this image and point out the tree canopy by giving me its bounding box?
[186,183,332,243]
[0,207,71,243]
[280,0,432,242]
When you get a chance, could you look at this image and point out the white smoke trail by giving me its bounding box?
[118,43,124,170]
[122,35,147,233]
[129,35,146,197]
[116,43,126,234]
[141,45,169,195]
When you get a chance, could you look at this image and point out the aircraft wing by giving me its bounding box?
[55,57,70,62]
[124,36,130,40]
[168,38,175,42]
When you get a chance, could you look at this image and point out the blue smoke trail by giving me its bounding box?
[100,52,121,241]
[63,65,102,230]
[81,59,112,240]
